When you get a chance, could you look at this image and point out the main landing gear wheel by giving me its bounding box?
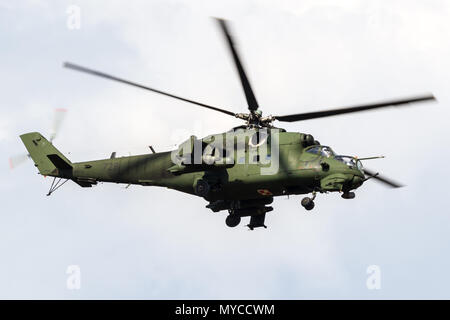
[225,215,241,227]
[301,197,315,211]
[194,179,210,197]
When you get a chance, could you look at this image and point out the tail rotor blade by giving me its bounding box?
[9,153,30,169]
[50,108,67,142]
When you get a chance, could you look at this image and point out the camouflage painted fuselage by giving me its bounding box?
[66,129,364,200]
[20,129,364,228]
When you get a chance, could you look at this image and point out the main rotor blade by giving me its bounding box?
[215,18,259,112]
[363,168,404,188]
[64,62,236,117]
[275,94,436,122]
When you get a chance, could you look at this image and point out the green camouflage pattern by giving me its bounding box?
[20,129,365,229]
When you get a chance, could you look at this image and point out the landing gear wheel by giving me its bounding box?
[194,179,210,197]
[301,197,315,211]
[225,215,241,227]
[341,191,355,199]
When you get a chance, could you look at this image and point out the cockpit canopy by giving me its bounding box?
[305,145,336,158]
[335,155,363,170]
[305,145,363,171]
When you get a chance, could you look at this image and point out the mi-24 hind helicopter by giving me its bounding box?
[20,18,436,230]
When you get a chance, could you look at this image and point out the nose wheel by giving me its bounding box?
[301,192,316,211]
[301,197,315,210]
[341,191,355,199]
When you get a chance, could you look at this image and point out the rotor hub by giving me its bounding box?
[235,110,276,128]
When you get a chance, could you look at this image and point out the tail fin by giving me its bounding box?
[20,132,72,177]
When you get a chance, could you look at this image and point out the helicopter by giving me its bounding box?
[19,18,436,230]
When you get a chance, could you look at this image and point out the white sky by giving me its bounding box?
[1,0,449,298]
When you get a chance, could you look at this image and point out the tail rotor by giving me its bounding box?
[9,108,68,169]
[49,108,67,143]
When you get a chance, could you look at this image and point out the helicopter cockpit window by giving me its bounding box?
[357,159,363,171]
[320,146,335,158]
[335,155,362,170]
[306,146,335,157]
[305,146,321,155]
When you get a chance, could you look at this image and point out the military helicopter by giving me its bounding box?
[20,19,435,230]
